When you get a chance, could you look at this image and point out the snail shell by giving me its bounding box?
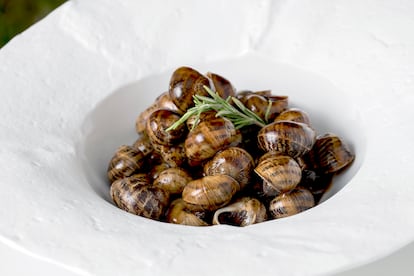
[257,120,316,158]
[132,133,153,156]
[212,197,267,226]
[149,162,171,180]
[206,72,236,99]
[155,91,183,115]
[166,198,209,226]
[110,177,170,220]
[268,188,315,219]
[169,66,210,113]
[146,109,187,146]
[182,175,240,211]
[135,102,159,134]
[107,145,146,183]
[153,167,193,195]
[203,147,255,190]
[307,133,355,174]
[239,93,288,121]
[254,155,302,194]
[186,110,217,131]
[157,143,187,168]
[275,108,311,126]
[184,117,240,166]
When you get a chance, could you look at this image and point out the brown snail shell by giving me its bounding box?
[307,133,355,174]
[254,155,302,195]
[169,66,210,113]
[186,110,217,131]
[157,143,187,168]
[110,177,170,220]
[155,91,183,115]
[149,162,171,180]
[132,133,153,156]
[203,147,255,190]
[166,198,209,226]
[206,72,236,99]
[268,188,315,219]
[107,145,146,183]
[257,120,316,158]
[146,109,186,146]
[182,175,240,212]
[275,108,311,126]
[239,93,288,121]
[135,101,159,134]
[184,117,240,166]
[212,197,267,226]
[153,167,193,195]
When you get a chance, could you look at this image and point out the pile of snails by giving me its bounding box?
[107,66,355,227]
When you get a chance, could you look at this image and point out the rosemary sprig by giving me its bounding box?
[166,86,267,131]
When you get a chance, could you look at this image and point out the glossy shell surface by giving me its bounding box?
[182,175,240,211]
[257,120,316,158]
[107,145,145,183]
[169,66,210,112]
[203,147,255,190]
[185,117,240,166]
[110,177,170,220]
[269,188,315,219]
[255,155,302,194]
[212,197,267,226]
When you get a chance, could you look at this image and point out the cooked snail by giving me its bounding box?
[212,197,267,226]
[110,176,170,220]
[182,175,240,212]
[268,188,315,219]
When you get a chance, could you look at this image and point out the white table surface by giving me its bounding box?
[1,0,414,275]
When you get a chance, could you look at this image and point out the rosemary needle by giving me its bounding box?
[166,86,267,131]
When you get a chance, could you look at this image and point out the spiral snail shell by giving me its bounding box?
[107,145,146,183]
[203,147,255,190]
[110,176,170,220]
[268,188,315,219]
[184,117,241,166]
[153,167,193,195]
[212,197,267,226]
[182,175,240,212]
[166,198,209,226]
[146,109,186,146]
[275,108,311,126]
[307,133,355,174]
[169,66,210,113]
[254,155,302,195]
[257,120,316,158]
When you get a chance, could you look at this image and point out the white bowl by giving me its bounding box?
[74,54,369,275]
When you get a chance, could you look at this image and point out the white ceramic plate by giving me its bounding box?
[2,1,414,275]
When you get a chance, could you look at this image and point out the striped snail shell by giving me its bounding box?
[146,109,186,146]
[257,120,316,158]
[307,133,355,174]
[203,147,255,190]
[169,66,210,113]
[182,175,240,212]
[110,176,170,220]
[166,198,209,226]
[268,188,315,219]
[212,197,267,227]
[254,155,302,195]
[274,108,311,126]
[184,117,240,166]
[107,145,145,183]
[153,167,192,195]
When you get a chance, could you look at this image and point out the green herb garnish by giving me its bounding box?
[166,86,268,131]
